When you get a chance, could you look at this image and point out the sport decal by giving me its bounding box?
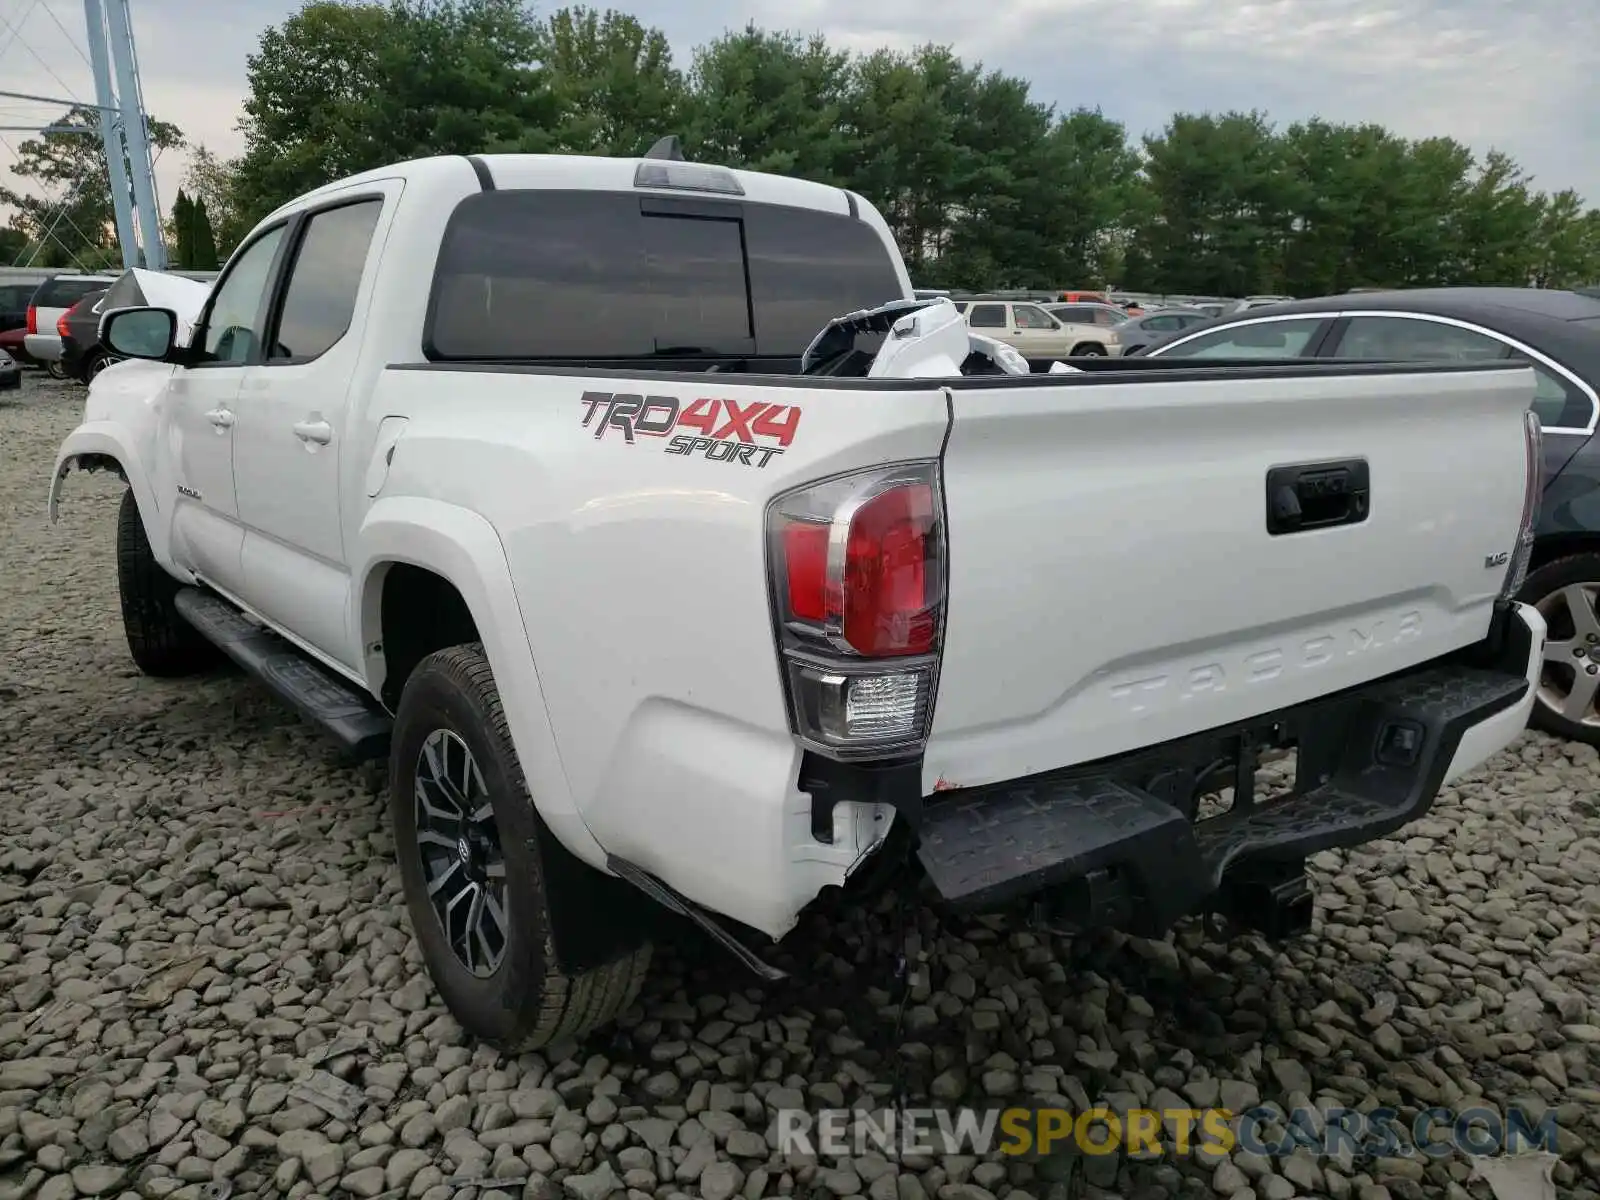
[578,391,801,468]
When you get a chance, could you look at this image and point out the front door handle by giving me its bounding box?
[205,407,234,430]
[293,418,333,445]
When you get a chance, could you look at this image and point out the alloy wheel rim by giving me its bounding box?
[414,729,509,976]
[1535,581,1600,728]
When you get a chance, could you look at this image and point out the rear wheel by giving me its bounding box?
[1070,343,1107,357]
[45,359,67,380]
[1519,553,1600,746]
[116,489,222,677]
[389,644,651,1049]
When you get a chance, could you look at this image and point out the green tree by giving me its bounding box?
[1137,111,1299,296]
[682,25,857,181]
[170,187,195,265]
[1531,191,1600,288]
[224,8,1600,297]
[189,198,220,270]
[533,7,685,155]
[182,145,249,259]
[1451,149,1544,284]
[0,225,28,264]
[0,105,184,267]
[231,0,556,229]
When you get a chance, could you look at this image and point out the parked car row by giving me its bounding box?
[0,266,214,384]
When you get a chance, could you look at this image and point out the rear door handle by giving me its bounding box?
[204,407,234,430]
[293,418,333,445]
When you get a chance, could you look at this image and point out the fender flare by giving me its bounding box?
[47,422,183,574]
[354,496,606,870]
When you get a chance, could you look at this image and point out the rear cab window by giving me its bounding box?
[424,189,904,368]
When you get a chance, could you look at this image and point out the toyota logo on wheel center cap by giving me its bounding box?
[457,836,471,862]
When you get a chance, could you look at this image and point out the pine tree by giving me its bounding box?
[191,198,220,270]
[171,188,194,266]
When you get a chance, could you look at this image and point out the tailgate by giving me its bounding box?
[923,361,1537,790]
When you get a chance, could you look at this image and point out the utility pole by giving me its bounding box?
[82,0,138,269]
[101,0,166,270]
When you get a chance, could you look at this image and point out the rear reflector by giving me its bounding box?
[1501,408,1543,600]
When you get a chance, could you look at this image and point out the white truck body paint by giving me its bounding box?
[48,151,1544,940]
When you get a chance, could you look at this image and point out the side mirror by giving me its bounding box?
[100,307,178,361]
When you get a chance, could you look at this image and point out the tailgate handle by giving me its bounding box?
[1267,459,1369,535]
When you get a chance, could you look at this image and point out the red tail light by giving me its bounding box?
[1502,408,1543,600]
[768,462,945,759]
[26,305,37,335]
[56,313,71,338]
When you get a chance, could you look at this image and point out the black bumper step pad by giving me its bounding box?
[916,660,1529,933]
[175,588,392,760]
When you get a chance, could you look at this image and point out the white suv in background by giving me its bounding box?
[954,297,1121,356]
[23,273,119,373]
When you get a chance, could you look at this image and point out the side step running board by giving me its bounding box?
[174,588,392,761]
[606,856,788,982]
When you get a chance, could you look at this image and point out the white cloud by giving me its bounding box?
[2,0,1596,257]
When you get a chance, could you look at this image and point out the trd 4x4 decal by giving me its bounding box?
[579,391,801,468]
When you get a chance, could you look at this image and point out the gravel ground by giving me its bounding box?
[2,369,1598,1200]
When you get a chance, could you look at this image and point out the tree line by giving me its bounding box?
[5,0,1599,295]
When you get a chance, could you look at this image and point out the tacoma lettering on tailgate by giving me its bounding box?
[1107,611,1424,715]
[579,391,801,468]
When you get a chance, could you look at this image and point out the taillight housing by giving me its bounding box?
[1500,409,1542,601]
[25,305,37,335]
[767,462,946,760]
[56,312,71,338]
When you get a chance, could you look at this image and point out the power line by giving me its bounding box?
[0,4,84,106]
[42,2,94,73]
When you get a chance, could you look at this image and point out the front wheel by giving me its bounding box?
[1070,343,1108,357]
[116,490,222,677]
[389,644,651,1050]
[1519,553,1600,746]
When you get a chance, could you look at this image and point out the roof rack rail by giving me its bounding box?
[644,135,686,162]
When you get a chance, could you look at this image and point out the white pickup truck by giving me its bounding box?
[51,147,1547,1052]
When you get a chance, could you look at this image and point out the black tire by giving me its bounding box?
[116,489,222,677]
[84,351,119,382]
[1518,553,1600,746]
[389,644,651,1049]
[45,359,67,380]
[1070,343,1108,356]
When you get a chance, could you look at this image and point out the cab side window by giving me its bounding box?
[269,200,384,363]
[200,226,287,364]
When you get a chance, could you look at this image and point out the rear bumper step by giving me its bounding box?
[174,588,392,760]
[916,615,1534,937]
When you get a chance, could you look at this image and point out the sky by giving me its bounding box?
[2,0,1597,230]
